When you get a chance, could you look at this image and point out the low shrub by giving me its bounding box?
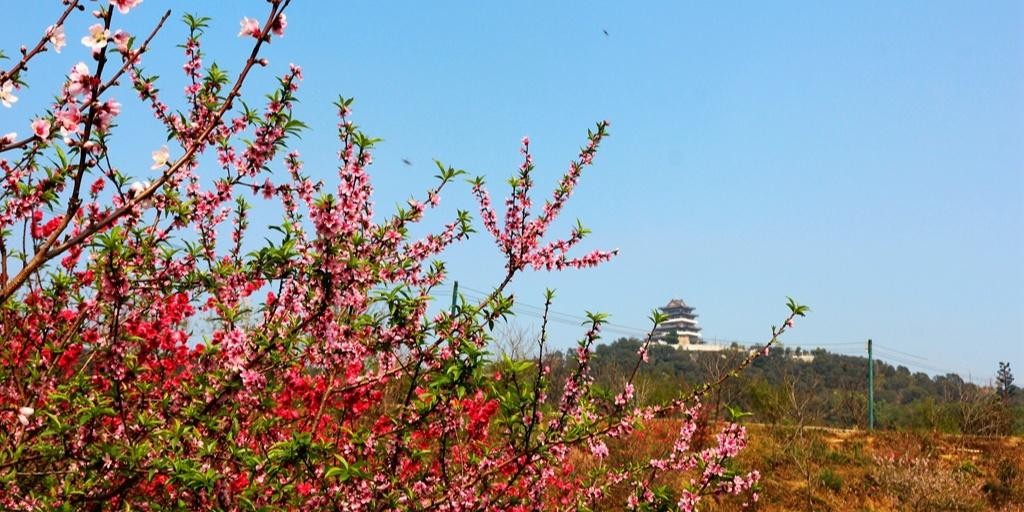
[873,456,984,511]
[818,467,843,493]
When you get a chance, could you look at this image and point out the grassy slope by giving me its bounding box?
[737,424,1024,511]
[588,420,1024,511]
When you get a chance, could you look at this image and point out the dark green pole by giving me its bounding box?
[450,281,459,316]
[867,338,875,431]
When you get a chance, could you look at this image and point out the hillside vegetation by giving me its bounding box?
[532,338,1023,509]
[554,338,1024,436]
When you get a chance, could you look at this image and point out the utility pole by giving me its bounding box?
[867,338,875,431]
[450,281,459,315]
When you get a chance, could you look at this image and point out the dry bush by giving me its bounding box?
[982,456,1024,509]
[871,455,985,511]
[572,416,759,510]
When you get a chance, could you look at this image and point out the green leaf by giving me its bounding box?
[725,404,753,421]
[785,296,811,317]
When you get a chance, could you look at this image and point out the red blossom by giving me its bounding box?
[0,3,775,510]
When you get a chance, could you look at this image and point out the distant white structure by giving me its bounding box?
[653,299,704,348]
[677,343,729,353]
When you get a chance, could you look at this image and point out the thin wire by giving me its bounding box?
[438,286,653,335]
[439,287,873,349]
[873,343,930,361]
[784,341,865,347]
[877,357,956,376]
[872,351,967,378]
[448,285,861,344]
[436,285,982,379]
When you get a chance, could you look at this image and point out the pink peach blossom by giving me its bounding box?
[238,17,260,38]
[67,62,91,96]
[30,118,50,140]
[0,80,17,108]
[47,25,66,53]
[112,30,131,53]
[151,146,170,169]
[271,13,287,36]
[81,24,110,51]
[109,0,143,14]
[16,406,33,426]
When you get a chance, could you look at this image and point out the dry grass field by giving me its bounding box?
[581,420,1024,511]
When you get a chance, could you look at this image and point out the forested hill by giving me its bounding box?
[571,338,1022,435]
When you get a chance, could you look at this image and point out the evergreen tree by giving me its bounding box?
[996,361,1015,399]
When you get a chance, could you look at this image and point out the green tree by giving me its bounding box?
[996,361,1015,400]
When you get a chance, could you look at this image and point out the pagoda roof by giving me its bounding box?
[663,298,692,309]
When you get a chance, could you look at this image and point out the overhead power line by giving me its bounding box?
[872,343,930,362]
[874,351,955,375]
[436,285,653,336]
[431,283,985,382]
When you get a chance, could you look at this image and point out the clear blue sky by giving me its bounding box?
[6,2,1022,382]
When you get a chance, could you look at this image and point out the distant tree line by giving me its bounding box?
[537,338,1022,436]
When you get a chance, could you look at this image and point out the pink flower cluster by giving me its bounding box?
[472,123,618,273]
[0,2,774,510]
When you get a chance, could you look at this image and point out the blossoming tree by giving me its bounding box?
[0,1,808,510]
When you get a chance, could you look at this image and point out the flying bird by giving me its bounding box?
[602,29,609,37]
[402,158,412,166]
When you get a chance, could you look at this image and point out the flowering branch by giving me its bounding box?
[0,0,80,85]
[0,3,290,305]
[0,3,799,510]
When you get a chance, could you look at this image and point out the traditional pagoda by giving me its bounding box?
[653,299,702,346]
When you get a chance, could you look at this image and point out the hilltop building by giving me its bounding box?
[653,299,703,347]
